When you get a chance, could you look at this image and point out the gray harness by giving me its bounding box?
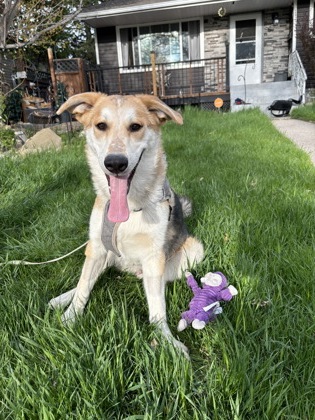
[101,179,173,257]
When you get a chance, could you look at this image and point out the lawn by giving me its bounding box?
[1,107,315,419]
[291,101,315,122]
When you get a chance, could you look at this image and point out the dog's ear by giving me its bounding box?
[56,92,104,123]
[137,95,183,125]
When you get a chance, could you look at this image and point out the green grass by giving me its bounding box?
[1,107,315,419]
[290,102,315,122]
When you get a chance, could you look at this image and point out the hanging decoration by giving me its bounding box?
[218,7,226,17]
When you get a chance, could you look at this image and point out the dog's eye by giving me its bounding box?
[96,122,107,131]
[129,123,142,132]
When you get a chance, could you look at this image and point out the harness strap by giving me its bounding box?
[162,179,172,202]
[101,178,174,257]
[101,202,121,257]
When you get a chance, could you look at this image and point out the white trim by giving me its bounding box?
[116,60,206,75]
[116,18,204,67]
[116,27,123,67]
[292,0,297,51]
[94,29,100,65]
[80,0,240,20]
[310,0,314,29]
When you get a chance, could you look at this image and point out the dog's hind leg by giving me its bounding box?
[164,236,204,282]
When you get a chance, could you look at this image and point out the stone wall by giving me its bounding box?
[203,16,229,90]
[263,8,292,83]
[204,15,229,59]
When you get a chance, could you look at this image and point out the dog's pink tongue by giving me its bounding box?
[108,175,129,223]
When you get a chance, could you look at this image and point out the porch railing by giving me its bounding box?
[289,50,307,101]
[86,56,228,100]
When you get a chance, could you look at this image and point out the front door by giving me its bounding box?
[229,13,263,86]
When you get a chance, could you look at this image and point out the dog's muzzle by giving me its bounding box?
[104,154,128,175]
[104,150,145,223]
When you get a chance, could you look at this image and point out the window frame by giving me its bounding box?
[235,19,256,65]
[116,18,204,71]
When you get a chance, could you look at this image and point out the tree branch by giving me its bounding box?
[0,0,83,50]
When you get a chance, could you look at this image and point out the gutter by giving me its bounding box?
[78,0,242,20]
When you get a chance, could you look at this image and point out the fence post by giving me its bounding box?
[47,48,57,106]
[151,51,158,96]
[78,58,87,92]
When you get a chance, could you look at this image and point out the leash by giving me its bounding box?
[2,180,174,265]
[0,241,88,266]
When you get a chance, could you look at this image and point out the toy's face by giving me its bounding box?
[201,273,223,287]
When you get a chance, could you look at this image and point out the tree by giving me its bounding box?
[0,0,84,51]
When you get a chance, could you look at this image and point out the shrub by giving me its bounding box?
[5,90,23,123]
[0,126,15,151]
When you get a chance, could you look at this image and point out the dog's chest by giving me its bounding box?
[115,204,169,261]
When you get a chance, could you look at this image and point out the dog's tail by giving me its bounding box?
[179,196,192,218]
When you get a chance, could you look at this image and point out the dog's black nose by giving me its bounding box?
[104,154,128,175]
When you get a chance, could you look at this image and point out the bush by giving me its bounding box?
[5,90,23,123]
[0,94,7,124]
[0,126,15,151]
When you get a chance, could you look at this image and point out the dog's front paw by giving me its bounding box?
[151,336,190,359]
[48,288,76,310]
[172,338,190,359]
[61,305,80,326]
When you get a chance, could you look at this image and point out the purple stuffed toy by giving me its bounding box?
[177,271,238,331]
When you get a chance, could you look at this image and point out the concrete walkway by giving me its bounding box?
[272,118,315,165]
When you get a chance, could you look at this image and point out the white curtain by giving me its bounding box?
[120,28,129,66]
[188,21,200,60]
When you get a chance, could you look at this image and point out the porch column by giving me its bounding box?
[151,52,158,96]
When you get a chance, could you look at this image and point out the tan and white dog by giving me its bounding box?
[49,93,204,355]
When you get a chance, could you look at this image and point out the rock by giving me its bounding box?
[14,131,27,148]
[19,128,62,155]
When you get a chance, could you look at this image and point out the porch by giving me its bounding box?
[86,55,230,110]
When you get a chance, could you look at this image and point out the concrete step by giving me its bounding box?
[230,81,300,114]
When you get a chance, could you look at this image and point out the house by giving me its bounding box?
[78,0,314,111]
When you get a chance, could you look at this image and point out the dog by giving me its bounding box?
[49,93,204,355]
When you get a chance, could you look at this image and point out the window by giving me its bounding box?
[235,19,256,64]
[119,20,201,67]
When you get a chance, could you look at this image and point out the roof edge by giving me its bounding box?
[78,0,237,20]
